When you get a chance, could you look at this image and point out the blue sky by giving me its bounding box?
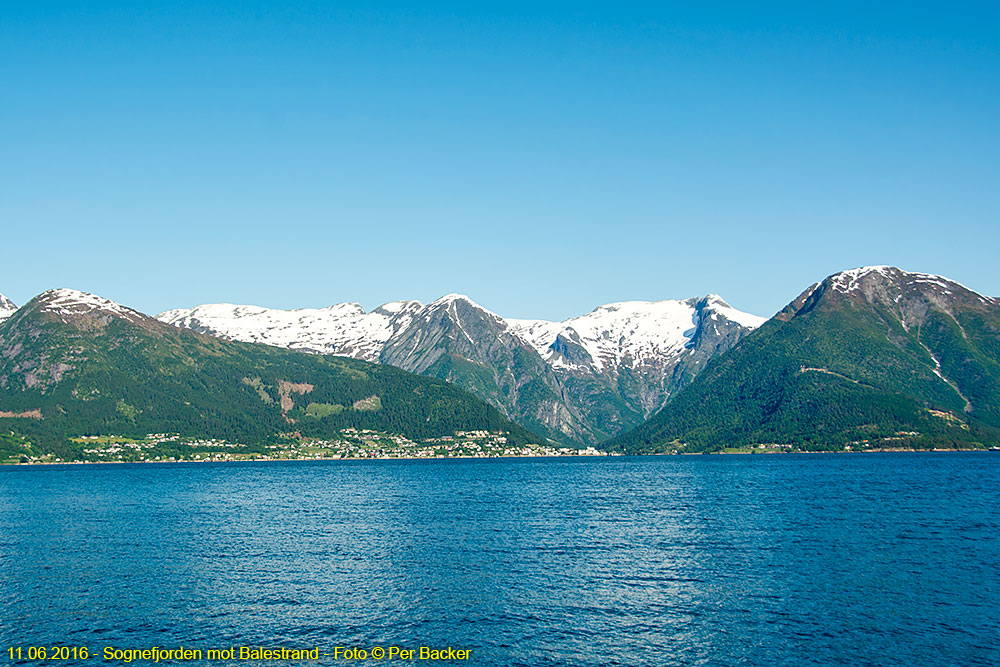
[2,2,998,320]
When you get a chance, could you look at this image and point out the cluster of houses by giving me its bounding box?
[264,429,606,460]
[80,439,156,458]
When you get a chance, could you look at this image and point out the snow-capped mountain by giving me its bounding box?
[509,295,765,373]
[0,293,17,322]
[159,293,765,443]
[32,288,149,326]
[157,300,423,362]
[802,265,997,312]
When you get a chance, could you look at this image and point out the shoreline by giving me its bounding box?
[3,447,995,467]
[0,452,612,466]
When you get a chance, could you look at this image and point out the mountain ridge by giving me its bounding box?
[5,266,997,454]
[158,292,766,443]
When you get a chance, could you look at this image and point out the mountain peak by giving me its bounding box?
[426,293,503,320]
[0,293,17,322]
[0,292,15,310]
[26,288,148,327]
[694,295,767,328]
[828,265,899,290]
[319,302,366,317]
[374,300,424,315]
[829,265,962,290]
[822,266,989,304]
[692,293,733,310]
[778,266,994,331]
[430,293,475,307]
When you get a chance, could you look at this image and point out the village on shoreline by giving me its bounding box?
[3,428,611,465]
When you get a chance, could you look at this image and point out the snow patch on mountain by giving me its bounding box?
[158,300,424,361]
[427,293,505,323]
[829,266,992,304]
[0,293,16,322]
[830,266,895,292]
[704,297,769,329]
[37,288,146,324]
[508,296,765,372]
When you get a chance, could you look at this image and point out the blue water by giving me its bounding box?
[1,453,998,666]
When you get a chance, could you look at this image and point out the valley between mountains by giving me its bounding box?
[2,266,999,462]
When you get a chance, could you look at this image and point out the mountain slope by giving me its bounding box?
[377,294,583,442]
[159,293,765,444]
[612,267,1000,452]
[0,289,536,451]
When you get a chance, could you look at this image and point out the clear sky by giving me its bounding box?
[2,2,998,320]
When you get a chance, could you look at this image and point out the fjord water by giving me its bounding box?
[2,454,998,666]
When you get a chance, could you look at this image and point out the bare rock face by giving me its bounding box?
[159,292,765,445]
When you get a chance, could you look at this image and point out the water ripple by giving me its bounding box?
[1,454,998,665]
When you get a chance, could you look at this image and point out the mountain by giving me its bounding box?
[612,267,1000,452]
[376,294,577,442]
[508,294,765,414]
[0,293,16,322]
[0,289,536,453]
[157,300,424,361]
[159,294,765,444]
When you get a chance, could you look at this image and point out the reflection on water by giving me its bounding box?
[2,454,998,666]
